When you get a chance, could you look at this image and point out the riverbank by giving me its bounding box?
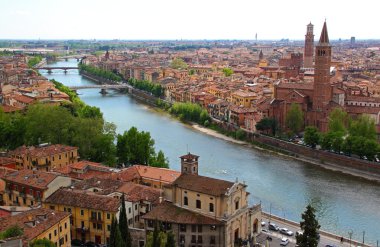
[74,67,380,183]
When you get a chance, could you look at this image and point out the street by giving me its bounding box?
[258,215,368,247]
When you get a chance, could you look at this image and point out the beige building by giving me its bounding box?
[231,90,257,108]
[9,144,78,171]
[143,153,262,247]
[1,169,71,207]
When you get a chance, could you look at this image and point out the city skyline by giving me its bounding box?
[1,0,379,40]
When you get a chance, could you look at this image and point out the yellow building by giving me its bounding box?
[9,144,78,171]
[231,90,257,108]
[1,169,71,207]
[44,188,120,245]
[0,208,71,246]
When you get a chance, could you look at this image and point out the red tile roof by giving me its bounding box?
[45,188,120,212]
[10,144,77,158]
[142,202,222,225]
[0,208,70,242]
[117,182,161,203]
[2,169,59,190]
[172,173,234,196]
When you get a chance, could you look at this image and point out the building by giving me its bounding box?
[0,208,71,247]
[143,153,262,247]
[1,169,71,207]
[9,144,79,171]
[44,188,121,245]
[53,160,115,181]
[304,22,314,68]
[231,90,256,108]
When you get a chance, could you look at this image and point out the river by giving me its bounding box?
[42,59,380,244]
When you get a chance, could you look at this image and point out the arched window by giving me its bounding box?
[184,196,188,206]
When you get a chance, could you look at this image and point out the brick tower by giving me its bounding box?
[304,22,314,68]
[313,21,332,111]
[180,153,199,175]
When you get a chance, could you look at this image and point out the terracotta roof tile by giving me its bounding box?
[172,173,234,196]
[0,208,70,242]
[45,188,120,212]
[3,170,58,190]
[117,182,161,203]
[142,202,223,225]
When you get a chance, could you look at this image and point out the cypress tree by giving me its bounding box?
[110,217,117,247]
[119,193,132,247]
[165,231,175,247]
[296,204,321,247]
[152,222,160,247]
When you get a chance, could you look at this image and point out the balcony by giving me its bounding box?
[90,217,103,223]
[76,227,89,233]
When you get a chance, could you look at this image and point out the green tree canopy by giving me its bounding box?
[349,114,377,140]
[303,126,320,148]
[296,204,320,247]
[255,117,278,135]
[222,67,234,77]
[170,58,188,69]
[0,225,23,240]
[328,108,349,133]
[285,103,304,135]
[31,238,55,247]
[169,102,210,125]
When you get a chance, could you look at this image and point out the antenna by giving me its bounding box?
[186,144,189,153]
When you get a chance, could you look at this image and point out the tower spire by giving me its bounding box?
[319,21,329,45]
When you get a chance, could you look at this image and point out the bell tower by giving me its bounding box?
[304,22,314,68]
[313,21,332,111]
[180,153,199,175]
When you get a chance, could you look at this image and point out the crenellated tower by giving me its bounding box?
[304,22,314,68]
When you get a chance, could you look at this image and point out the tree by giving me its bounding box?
[151,150,169,168]
[256,117,278,135]
[222,67,234,77]
[285,103,304,135]
[119,194,131,247]
[152,223,160,247]
[349,114,377,140]
[0,225,23,240]
[165,231,175,247]
[328,108,349,133]
[30,238,55,247]
[304,126,320,148]
[110,217,124,247]
[117,127,160,166]
[296,204,320,247]
[170,58,188,69]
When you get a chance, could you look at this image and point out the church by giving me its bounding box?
[269,21,380,133]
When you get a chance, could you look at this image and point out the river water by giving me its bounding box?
[42,59,380,244]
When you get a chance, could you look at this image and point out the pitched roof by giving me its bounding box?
[134,165,181,183]
[319,21,330,45]
[0,208,70,242]
[10,144,77,158]
[172,173,234,196]
[73,177,125,195]
[142,202,223,225]
[180,153,199,160]
[2,170,58,190]
[45,188,120,212]
[117,182,161,203]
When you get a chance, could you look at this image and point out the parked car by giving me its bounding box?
[280,237,289,246]
[279,227,294,236]
[261,221,266,227]
[268,223,279,231]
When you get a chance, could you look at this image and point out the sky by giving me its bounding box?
[0,0,379,40]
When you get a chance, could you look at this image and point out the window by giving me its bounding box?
[49,233,52,240]
[107,224,111,231]
[180,224,186,232]
[80,209,84,216]
[191,225,196,232]
[196,200,201,209]
[65,235,68,242]
[128,219,132,225]
[97,224,102,230]
[235,200,239,210]
[107,213,111,220]
[148,220,154,228]
[209,203,214,212]
[64,222,67,229]
[128,207,131,213]
[197,236,203,244]
[54,229,57,236]
[179,235,185,245]
[210,236,216,245]
[97,212,101,220]
[198,225,202,233]
[59,237,64,246]
[135,204,138,210]
[59,226,62,232]
[184,196,188,206]
[191,235,196,243]
[93,223,96,229]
